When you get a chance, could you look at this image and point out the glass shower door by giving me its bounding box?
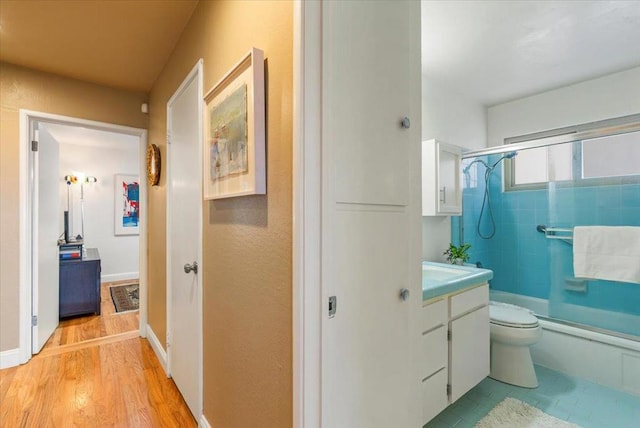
[546,139,640,338]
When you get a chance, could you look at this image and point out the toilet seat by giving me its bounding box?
[490,302,539,329]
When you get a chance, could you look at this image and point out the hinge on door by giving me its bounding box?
[447,384,451,395]
[32,315,38,326]
[447,330,451,341]
[31,140,38,151]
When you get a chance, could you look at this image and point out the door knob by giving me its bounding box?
[399,288,410,301]
[183,261,198,274]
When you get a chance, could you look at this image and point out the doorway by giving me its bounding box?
[18,110,148,363]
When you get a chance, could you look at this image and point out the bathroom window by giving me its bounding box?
[505,115,640,191]
[581,132,640,179]
[510,144,573,186]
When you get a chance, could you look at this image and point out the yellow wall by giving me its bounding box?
[0,62,147,351]
[147,1,293,425]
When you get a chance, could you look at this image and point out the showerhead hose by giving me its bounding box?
[475,151,518,239]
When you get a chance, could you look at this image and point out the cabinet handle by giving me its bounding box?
[399,288,410,301]
[401,116,411,129]
[440,187,446,204]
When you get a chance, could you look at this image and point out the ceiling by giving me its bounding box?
[0,0,198,92]
[422,1,640,106]
[2,1,639,104]
[42,122,139,151]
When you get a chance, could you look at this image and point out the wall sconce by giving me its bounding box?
[62,173,97,243]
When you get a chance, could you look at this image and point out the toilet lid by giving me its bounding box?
[490,302,539,328]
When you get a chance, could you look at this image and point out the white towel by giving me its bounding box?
[573,226,640,284]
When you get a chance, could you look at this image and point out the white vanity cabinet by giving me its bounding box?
[422,139,462,216]
[419,298,449,423]
[420,284,490,425]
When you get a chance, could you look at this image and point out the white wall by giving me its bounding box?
[422,76,487,151]
[57,130,140,282]
[487,67,640,146]
[421,76,487,261]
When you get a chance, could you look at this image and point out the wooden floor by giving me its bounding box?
[44,280,140,349]
[0,281,196,427]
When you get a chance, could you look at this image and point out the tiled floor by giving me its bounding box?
[424,365,640,428]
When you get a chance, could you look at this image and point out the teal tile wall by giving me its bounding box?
[454,153,640,336]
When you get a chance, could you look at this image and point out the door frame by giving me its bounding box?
[18,109,148,364]
[165,59,204,419]
[293,1,323,427]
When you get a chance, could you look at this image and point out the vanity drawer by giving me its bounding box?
[420,298,447,333]
[419,325,447,380]
[450,284,488,319]
[421,368,448,425]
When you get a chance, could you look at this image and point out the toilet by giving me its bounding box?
[489,301,542,388]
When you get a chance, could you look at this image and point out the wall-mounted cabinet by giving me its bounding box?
[422,139,462,216]
[419,284,490,425]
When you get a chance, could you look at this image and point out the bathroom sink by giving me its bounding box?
[422,261,493,301]
[422,264,469,281]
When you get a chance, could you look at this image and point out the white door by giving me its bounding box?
[321,1,422,427]
[32,124,60,353]
[167,61,203,418]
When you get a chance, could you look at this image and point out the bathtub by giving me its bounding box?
[490,290,640,397]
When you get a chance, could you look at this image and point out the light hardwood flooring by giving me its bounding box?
[44,280,140,349]
[0,281,196,427]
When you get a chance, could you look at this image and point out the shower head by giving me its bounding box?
[462,151,517,174]
[489,151,518,169]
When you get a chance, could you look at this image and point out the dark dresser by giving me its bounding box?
[59,247,101,318]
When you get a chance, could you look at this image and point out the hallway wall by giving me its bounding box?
[147,1,293,426]
[0,62,147,352]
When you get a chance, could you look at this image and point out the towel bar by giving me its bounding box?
[536,225,573,244]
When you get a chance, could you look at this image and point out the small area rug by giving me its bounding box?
[475,397,579,428]
[110,283,139,313]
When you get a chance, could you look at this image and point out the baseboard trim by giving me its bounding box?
[199,414,212,428]
[146,324,168,376]
[0,348,21,369]
[101,272,139,283]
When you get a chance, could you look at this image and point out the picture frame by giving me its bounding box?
[203,47,265,199]
[114,174,140,236]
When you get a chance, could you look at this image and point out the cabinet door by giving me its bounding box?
[59,260,99,317]
[322,0,422,427]
[422,140,462,216]
[437,144,461,214]
[449,305,489,402]
[327,1,416,207]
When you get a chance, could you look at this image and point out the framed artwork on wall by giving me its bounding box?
[114,174,139,235]
[203,47,265,199]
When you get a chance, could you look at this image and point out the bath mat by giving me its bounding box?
[475,397,580,428]
[110,283,139,313]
